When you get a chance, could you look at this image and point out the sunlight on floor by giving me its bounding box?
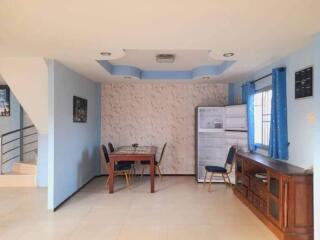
[0,176,277,240]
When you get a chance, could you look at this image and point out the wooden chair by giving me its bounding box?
[204,145,237,191]
[102,144,132,187]
[141,143,167,179]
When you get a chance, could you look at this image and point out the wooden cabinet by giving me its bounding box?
[234,152,313,240]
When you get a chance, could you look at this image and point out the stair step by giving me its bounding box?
[12,160,37,175]
[0,172,36,187]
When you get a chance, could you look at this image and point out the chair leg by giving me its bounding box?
[124,172,130,187]
[222,174,228,186]
[226,174,232,185]
[140,167,145,180]
[130,166,135,182]
[208,172,214,192]
[127,170,131,183]
[130,170,133,183]
[157,166,162,180]
[204,170,207,186]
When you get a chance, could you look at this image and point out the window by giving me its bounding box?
[254,89,272,148]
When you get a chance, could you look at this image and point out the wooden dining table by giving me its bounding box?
[108,146,157,193]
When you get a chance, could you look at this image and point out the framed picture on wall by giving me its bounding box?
[73,96,87,123]
[295,66,313,99]
[0,85,10,117]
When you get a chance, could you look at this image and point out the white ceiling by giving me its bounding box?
[0,0,319,83]
[109,50,224,71]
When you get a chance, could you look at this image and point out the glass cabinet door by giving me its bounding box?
[267,172,282,227]
[269,198,279,221]
[269,175,280,198]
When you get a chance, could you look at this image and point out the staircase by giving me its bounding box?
[0,161,37,187]
[0,126,38,187]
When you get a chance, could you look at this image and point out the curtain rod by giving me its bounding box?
[250,67,286,84]
[251,73,272,84]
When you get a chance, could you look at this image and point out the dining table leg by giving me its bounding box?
[109,157,115,193]
[150,156,155,193]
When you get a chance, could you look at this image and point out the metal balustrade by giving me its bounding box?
[0,125,38,174]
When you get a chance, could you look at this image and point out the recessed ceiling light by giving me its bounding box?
[223,52,235,57]
[100,51,112,56]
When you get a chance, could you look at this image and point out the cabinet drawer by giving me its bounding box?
[260,199,267,215]
[250,176,267,201]
[237,184,248,198]
[248,191,253,203]
[256,187,267,201]
[252,193,267,215]
[252,194,259,209]
[242,174,250,187]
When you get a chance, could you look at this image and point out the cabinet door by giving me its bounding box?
[285,176,313,233]
[267,171,283,227]
[269,172,281,198]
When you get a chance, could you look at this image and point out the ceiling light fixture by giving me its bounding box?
[156,54,175,63]
[223,52,235,58]
[100,51,112,56]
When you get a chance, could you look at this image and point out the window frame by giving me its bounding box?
[253,86,272,150]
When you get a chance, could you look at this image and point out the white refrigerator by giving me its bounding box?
[196,105,248,183]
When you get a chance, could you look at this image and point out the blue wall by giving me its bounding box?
[229,35,320,237]
[48,60,101,210]
[228,82,243,105]
[312,33,320,240]
[37,133,48,187]
[229,41,316,169]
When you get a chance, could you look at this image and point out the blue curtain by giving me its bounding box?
[269,67,289,160]
[241,83,248,104]
[242,82,255,151]
[228,83,235,105]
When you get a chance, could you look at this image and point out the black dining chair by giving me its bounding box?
[102,144,132,187]
[108,142,136,176]
[204,145,237,191]
[108,142,115,152]
[141,143,167,180]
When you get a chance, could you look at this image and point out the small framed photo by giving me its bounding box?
[73,96,87,123]
[0,85,10,117]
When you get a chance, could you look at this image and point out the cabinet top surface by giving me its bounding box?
[237,151,311,176]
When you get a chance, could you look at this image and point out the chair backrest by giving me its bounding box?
[158,142,167,165]
[108,142,115,152]
[224,145,237,172]
[102,144,110,164]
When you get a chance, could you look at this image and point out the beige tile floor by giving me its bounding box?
[0,176,277,240]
